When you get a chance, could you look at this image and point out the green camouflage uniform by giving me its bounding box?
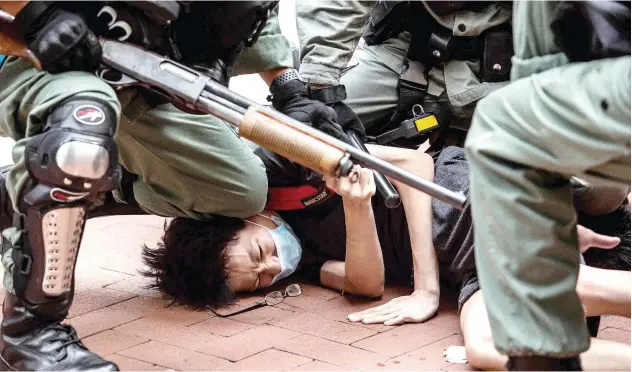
[296,1,512,133]
[465,1,631,357]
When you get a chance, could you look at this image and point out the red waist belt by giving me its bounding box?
[265,184,336,210]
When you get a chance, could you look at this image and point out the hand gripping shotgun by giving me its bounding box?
[0,11,467,210]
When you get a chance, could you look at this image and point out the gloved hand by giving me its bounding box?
[14,3,102,74]
[316,96,366,142]
[270,78,352,143]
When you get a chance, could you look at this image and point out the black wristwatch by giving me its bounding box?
[269,69,302,96]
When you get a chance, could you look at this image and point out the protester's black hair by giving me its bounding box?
[140,216,246,310]
[580,202,631,271]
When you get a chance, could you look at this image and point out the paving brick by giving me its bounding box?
[427,308,462,334]
[105,275,163,298]
[271,312,377,344]
[82,330,149,356]
[276,334,388,370]
[441,362,477,371]
[599,327,632,344]
[325,294,391,314]
[406,333,465,359]
[119,340,231,371]
[105,354,168,371]
[87,237,149,276]
[232,293,268,307]
[277,293,330,312]
[188,316,255,337]
[195,324,301,361]
[115,317,223,350]
[228,304,296,325]
[74,268,130,293]
[600,315,631,332]
[107,296,169,317]
[68,288,135,318]
[145,304,214,327]
[377,333,466,370]
[297,282,341,301]
[291,360,350,371]
[68,306,145,338]
[222,349,312,371]
[351,321,457,357]
[68,296,170,337]
[97,216,165,239]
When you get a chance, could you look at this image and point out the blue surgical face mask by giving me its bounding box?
[244,214,302,285]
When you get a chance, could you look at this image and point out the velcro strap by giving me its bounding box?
[266,185,335,210]
[309,85,347,104]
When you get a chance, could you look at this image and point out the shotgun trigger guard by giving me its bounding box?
[96,66,140,90]
[336,153,354,178]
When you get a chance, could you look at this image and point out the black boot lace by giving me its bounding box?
[45,323,84,353]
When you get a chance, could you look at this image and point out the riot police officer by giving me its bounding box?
[465,1,630,370]
[0,1,347,370]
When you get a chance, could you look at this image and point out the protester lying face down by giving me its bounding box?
[140,143,632,372]
[140,146,632,312]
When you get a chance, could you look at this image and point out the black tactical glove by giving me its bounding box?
[309,85,366,142]
[269,70,352,143]
[14,2,102,74]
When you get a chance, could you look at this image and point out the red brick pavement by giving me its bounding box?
[7,215,626,371]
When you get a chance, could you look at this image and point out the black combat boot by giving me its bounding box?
[507,355,582,371]
[0,293,118,371]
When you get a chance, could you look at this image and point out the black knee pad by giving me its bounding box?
[24,97,119,205]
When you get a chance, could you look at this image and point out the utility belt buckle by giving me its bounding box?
[428,28,452,62]
[376,104,439,145]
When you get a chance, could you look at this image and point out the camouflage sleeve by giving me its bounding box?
[231,5,295,76]
[296,1,376,86]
